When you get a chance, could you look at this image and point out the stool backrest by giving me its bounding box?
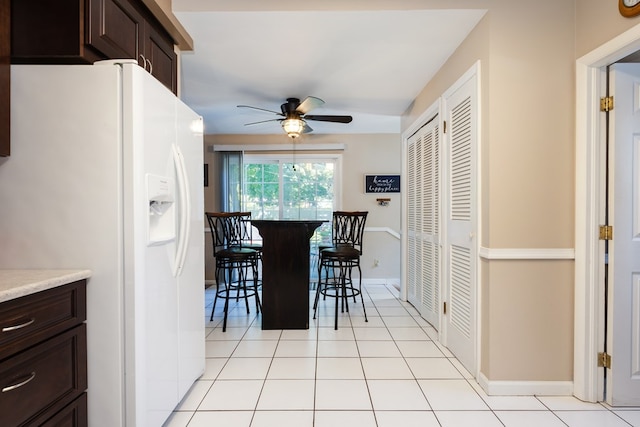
[206,212,247,253]
[331,211,368,255]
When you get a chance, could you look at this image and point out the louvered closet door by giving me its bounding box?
[407,133,421,310]
[407,117,441,328]
[444,71,478,374]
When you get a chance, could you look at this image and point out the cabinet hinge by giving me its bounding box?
[443,301,447,314]
[599,225,613,240]
[443,121,447,134]
[598,352,612,369]
[600,96,614,112]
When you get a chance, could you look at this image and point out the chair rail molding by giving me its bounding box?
[479,247,575,260]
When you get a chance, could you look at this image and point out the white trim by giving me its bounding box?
[478,373,573,396]
[479,247,575,260]
[575,22,640,403]
[365,226,401,240]
[211,143,345,152]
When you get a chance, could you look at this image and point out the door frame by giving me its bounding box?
[574,23,640,402]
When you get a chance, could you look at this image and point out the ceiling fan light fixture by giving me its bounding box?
[282,117,305,139]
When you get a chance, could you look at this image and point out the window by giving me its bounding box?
[243,154,341,275]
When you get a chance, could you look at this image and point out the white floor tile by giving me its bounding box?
[256,379,315,410]
[538,396,608,411]
[205,340,238,357]
[217,357,272,380]
[267,357,316,379]
[242,327,282,340]
[356,341,402,357]
[367,379,431,410]
[162,411,193,427]
[207,327,247,341]
[376,410,440,427]
[280,328,317,340]
[613,410,640,426]
[174,282,613,425]
[317,340,360,357]
[395,340,444,357]
[555,410,634,426]
[481,394,547,410]
[495,410,568,427]
[418,379,488,410]
[274,340,317,357]
[315,379,373,410]
[316,357,365,380]
[361,357,414,379]
[250,410,314,427]
[231,340,278,358]
[436,410,504,427]
[174,380,212,411]
[376,306,412,316]
[314,410,377,427]
[317,326,355,341]
[405,358,464,379]
[198,380,263,410]
[381,316,422,327]
[201,358,226,380]
[186,411,253,427]
[387,327,430,340]
[350,316,385,327]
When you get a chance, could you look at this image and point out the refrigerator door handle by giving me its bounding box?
[172,144,191,277]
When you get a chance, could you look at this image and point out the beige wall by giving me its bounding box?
[576,0,640,58]
[404,0,576,382]
[202,133,402,284]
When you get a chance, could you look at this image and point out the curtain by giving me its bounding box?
[218,151,243,212]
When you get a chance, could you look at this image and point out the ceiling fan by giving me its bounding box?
[237,96,353,139]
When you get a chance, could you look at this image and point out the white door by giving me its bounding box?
[608,62,640,406]
[443,68,478,375]
[406,117,441,328]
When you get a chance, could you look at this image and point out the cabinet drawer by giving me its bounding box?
[0,281,86,361]
[41,393,87,427]
[0,325,87,427]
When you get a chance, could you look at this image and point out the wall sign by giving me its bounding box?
[365,174,400,193]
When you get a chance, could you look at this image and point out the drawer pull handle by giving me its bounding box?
[2,372,36,392]
[2,318,35,332]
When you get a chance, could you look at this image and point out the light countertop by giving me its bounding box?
[0,270,91,303]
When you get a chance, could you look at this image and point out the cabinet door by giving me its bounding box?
[88,0,143,63]
[144,22,177,93]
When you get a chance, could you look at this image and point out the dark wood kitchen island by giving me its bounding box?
[251,220,324,329]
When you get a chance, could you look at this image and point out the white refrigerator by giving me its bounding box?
[0,60,205,426]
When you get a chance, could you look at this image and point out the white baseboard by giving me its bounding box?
[478,373,574,396]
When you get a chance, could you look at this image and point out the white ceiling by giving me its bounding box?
[173,2,486,136]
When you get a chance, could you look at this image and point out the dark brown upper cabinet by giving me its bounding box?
[11,0,177,94]
[1,0,10,157]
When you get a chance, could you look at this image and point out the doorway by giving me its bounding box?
[574,25,640,404]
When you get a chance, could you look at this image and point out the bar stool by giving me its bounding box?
[313,211,368,329]
[206,212,261,332]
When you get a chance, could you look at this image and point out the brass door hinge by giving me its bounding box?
[443,120,447,134]
[599,225,613,240]
[598,352,612,369]
[600,96,614,112]
[443,301,447,314]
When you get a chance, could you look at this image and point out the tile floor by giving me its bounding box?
[164,283,640,427]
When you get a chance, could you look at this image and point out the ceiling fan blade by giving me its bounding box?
[296,96,325,114]
[244,118,282,126]
[237,105,284,116]
[303,115,353,124]
[303,123,314,133]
